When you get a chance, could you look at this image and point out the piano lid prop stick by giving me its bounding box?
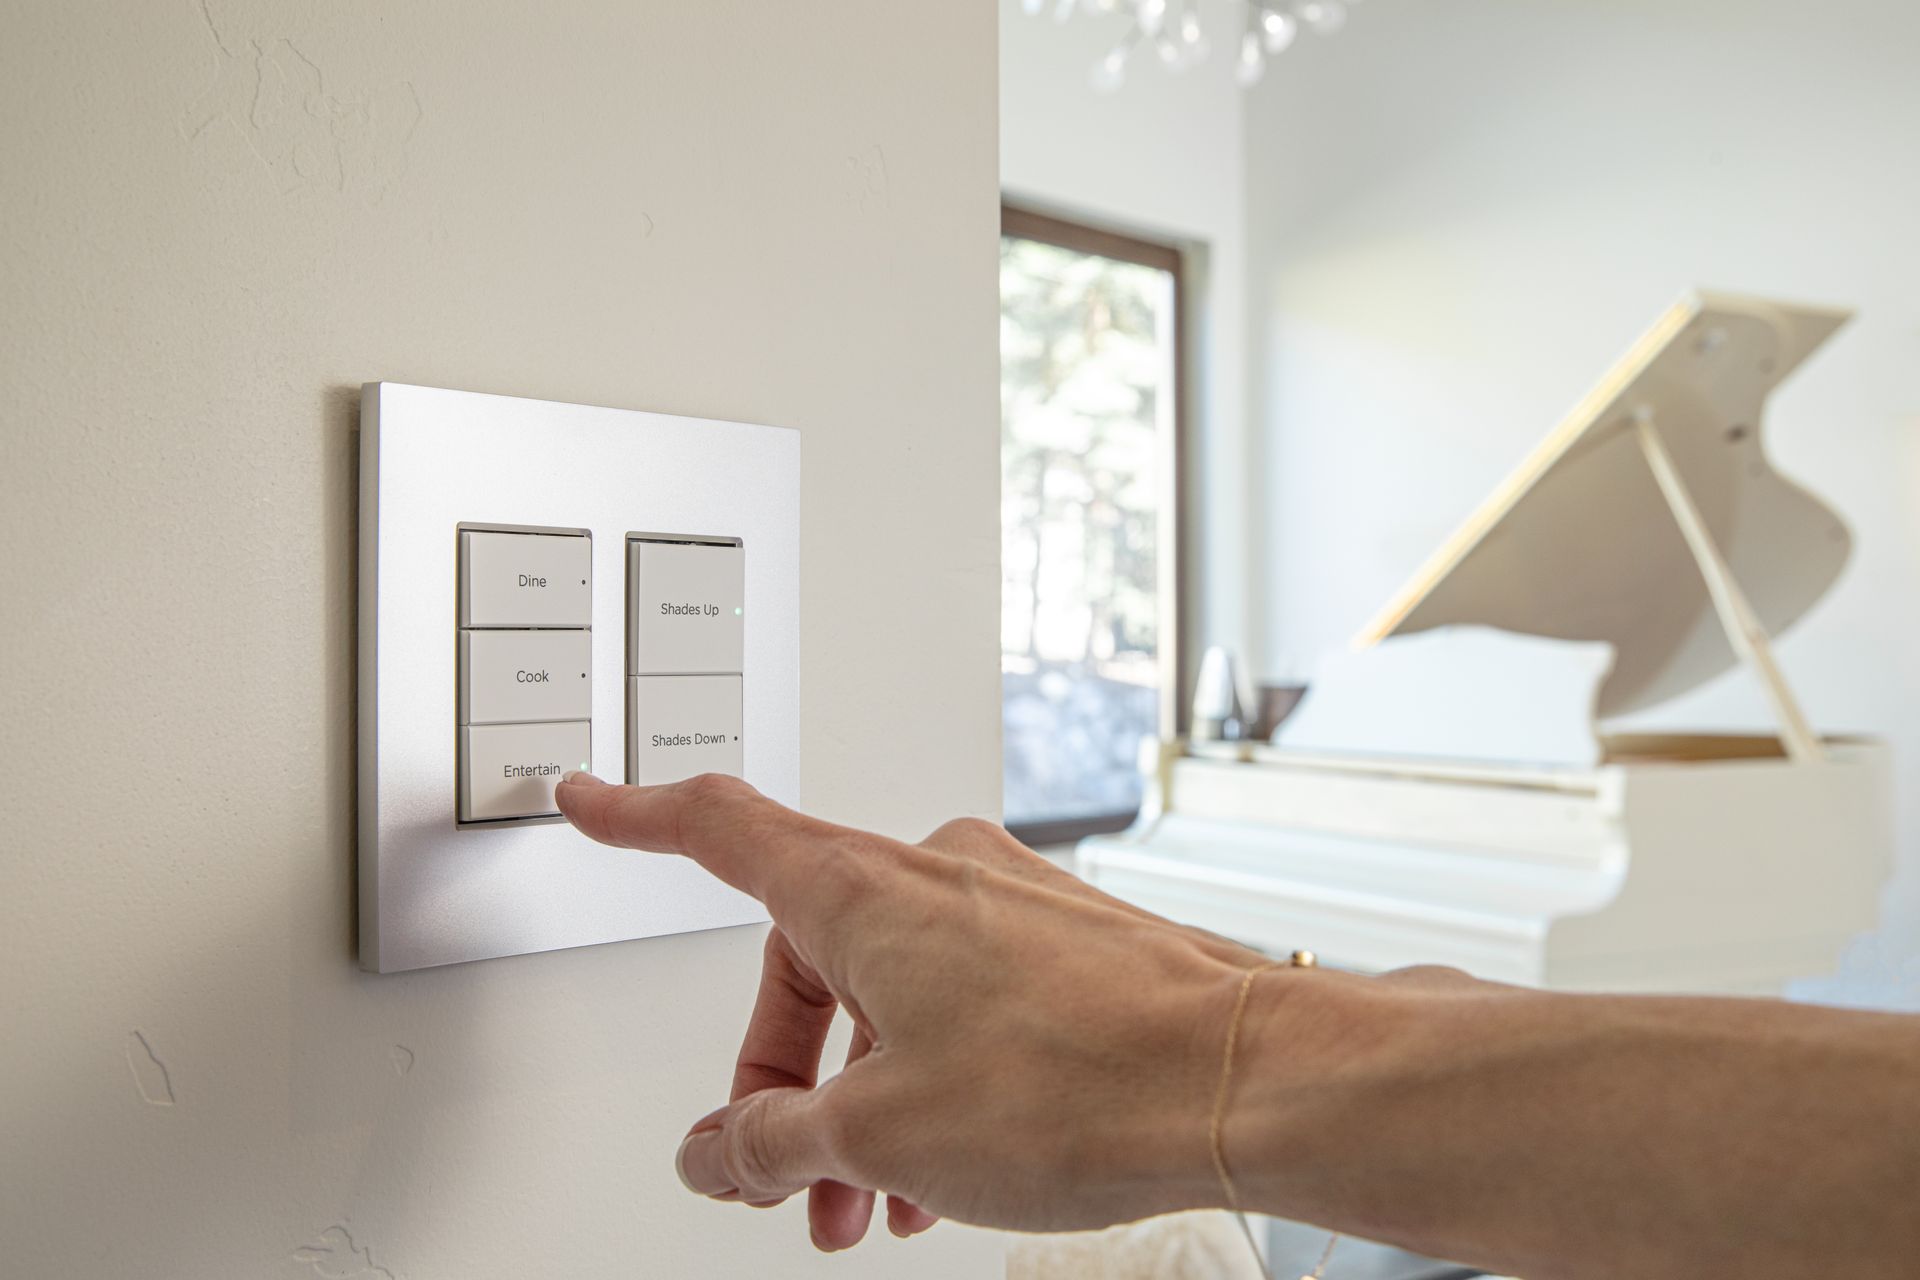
[1631,406,1825,764]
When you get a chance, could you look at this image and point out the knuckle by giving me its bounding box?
[724,1098,787,1193]
[673,772,760,845]
[929,815,1001,844]
[679,771,757,810]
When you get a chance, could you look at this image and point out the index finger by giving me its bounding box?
[553,771,847,916]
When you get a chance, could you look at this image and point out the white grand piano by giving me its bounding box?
[1079,292,1891,995]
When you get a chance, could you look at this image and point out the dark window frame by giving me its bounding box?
[1000,201,1191,848]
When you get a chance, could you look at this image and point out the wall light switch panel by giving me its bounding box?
[358,382,799,972]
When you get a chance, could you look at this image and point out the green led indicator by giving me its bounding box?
[733,607,742,616]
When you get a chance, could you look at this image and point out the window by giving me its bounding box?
[1000,204,1184,846]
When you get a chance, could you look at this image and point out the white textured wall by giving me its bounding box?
[0,2,1005,1275]
[1244,0,1920,1003]
[1000,0,1254,685]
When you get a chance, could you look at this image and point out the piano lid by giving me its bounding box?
[1357,291,1853,717]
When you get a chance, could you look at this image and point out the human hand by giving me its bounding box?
[554,771,1274,1250]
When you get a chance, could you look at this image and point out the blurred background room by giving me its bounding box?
[998,2,1917,1272]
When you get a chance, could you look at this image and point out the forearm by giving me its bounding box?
[1230,969,1920,1279]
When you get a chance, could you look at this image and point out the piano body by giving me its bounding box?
[1078,292,1892,995]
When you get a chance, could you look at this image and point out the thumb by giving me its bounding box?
[675,1086,849,1205]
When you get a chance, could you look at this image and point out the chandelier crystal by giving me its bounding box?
[1022,0,1359,91]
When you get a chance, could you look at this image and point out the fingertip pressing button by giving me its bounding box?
[461,720,593,822]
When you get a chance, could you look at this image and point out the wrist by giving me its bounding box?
[1218,965,1433,1227]
[1076,949,1270,1219]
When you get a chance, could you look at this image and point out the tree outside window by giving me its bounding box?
[1000,208,1181,843]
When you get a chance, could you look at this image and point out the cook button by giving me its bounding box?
[460,629,592,724]
[460,720,593,822]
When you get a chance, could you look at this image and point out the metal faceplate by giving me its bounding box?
[358,382,798,972]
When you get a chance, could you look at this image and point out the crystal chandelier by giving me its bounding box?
[1020,0,1360,90]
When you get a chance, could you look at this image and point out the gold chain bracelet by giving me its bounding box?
[1210,948,1341,1280]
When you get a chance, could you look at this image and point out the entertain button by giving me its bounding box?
[627,675,742,785]
[460,720,592,822]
